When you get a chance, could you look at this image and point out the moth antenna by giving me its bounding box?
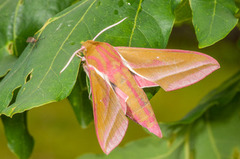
[92,17,128,41]
[61,18,127,74]
[60,46,85,74]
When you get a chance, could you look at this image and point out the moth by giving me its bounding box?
[61,18,220,154]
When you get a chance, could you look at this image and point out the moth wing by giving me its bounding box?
[87,67,128,154]
[115,47,220,91]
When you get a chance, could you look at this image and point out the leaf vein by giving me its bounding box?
[0,0,10,10]
[83,21,93,40]
[129,0,143,47]
[35,0,90,36]
[151,138,184,159]
[37,0,97,89]
[203,0,217,43]
[4,0,97,115]
[13,0,22,56]
[206,114,221,159]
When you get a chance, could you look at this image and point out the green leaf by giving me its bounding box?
[0,0,77,56]
[143,87,160,100]
[175,71,240,124]
[174,0,192,25]
[77,71,240,159]
[1,112,34,159]
[0,0,18,77]
[0,1,81,158]
[0,0,78,84]
[0,0,179,116]
[0,0,76,78]
[126,0,180,48]
[67,66,93,128]
[235,0,240,8]
[0,55,17,78]
[190,0,239,48]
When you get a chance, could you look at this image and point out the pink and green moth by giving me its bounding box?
[61,18,220,154]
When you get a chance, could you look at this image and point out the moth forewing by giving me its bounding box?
[115,47,159,88]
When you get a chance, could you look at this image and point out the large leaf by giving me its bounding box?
[0,0,180,116]
[67,66,93,128]
[0,0,76,77]
[0,0,19,77]
[190,0,239,48]
[1,112,34,159]
[0,1,83,158]
[78,71,240,159]
[175,71,240,124]
[0,55,17,78]
[174,0,192,24]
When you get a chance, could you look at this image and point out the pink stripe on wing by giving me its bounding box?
[133,74,158,88]
[143,107,151,116]
[105,43,122,61]
[166,65,220,91]
[114,87,128,114]
[126,80,145,106]
[87,56,105,73]
[95,46,111,65]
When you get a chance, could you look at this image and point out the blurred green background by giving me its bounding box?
[0,25,239,159]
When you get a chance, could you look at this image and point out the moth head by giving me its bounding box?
[60,46,86,74]
[81,40,104,56]
[60,17,127,74]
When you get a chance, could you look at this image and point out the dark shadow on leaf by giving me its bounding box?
[8,86,21,107]
[0,70,10,82]
[25,71,33,83]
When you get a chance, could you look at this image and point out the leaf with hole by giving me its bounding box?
[0,0,76,77]
[0,0,179,116]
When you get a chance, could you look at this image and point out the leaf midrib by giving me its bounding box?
[2,0,97,115]
[206,113,221,159]
[202,0,217,43]
[129,0,142,47]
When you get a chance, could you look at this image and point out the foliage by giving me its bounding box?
[79,71,240,159]
[1,112,34,159]
[0,0,239,158]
